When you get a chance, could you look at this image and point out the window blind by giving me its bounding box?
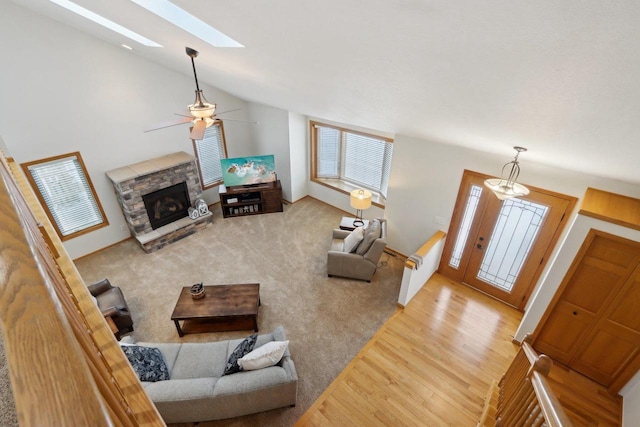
[27,155,104,237]
[317,126,340,177]
[343,133,388,193]
[194,124,226,187]
[315,124,393,197]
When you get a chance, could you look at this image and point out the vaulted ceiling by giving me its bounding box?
[11,0,640,185]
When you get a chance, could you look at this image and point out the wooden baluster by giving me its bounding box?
[495,338,573,427]
[1,152,165,426]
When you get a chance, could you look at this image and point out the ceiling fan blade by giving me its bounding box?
[144,116,193,132]
[214,108,242,116]
[220,118,260,124]
[190,119,207,140]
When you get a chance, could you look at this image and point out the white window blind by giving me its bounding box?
[193,123,227,188]
[315,124,393,197]
[317,126,340,177]
[27,154,104,237]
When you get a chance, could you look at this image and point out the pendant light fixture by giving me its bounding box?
[484,146,530,200]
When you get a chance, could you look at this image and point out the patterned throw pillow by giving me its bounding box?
[224,334,258,375]
[121,345,170,382]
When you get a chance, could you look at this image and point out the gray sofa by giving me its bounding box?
[136,326,297,423]
[327,218,387,281]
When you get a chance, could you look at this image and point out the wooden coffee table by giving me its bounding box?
[171,283,260,337]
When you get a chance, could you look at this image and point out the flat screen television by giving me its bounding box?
[220,155,277,188]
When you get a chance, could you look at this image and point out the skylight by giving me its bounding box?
[49,0,162,47]
[130,0,244,48]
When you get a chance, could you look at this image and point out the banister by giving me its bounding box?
[0,151,165,426]
[530,371,573,427]
[495,339,573,427]
[0,155,112,425]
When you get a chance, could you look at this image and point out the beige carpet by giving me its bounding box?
[71,196,404,426]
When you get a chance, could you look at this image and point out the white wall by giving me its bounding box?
[288,112,308,203]
[385,134,640,258]
[398,236,446,306]
[0,2,251,259]
[247,103,293,201]
[622,370,640,426]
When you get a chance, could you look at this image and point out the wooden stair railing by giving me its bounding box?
[488,339,573,427]
[0,150,165,426]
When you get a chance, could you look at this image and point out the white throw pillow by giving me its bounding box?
[342,227,364,253]
[238,340,289,371]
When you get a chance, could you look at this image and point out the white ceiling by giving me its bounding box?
[11,0,640,185]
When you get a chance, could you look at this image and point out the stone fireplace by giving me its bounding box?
[106,151,213,253]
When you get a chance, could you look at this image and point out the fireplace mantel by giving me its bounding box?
[106,152,212,253]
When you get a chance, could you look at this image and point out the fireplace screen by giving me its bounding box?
[142,182,190,229]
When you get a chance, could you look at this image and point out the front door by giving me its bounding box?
[439,170,576,310]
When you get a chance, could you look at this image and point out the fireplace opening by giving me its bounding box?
[142,182,190,230]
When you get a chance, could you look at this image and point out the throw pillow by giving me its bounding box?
[356,219,381,255]
[121,345,170,382]
[238,340,289,371]
[343,227,365,253]
[223,334,258,375]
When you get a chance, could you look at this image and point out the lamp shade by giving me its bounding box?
[350,189,372,210]
[484,179,530,200]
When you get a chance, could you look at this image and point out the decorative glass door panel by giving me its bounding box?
[439,170,575,310]
[449,184,483,269]
[476,199,549,292]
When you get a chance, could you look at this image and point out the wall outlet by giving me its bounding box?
[434,216,445,225]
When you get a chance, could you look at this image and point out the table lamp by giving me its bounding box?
[350,189,372,227]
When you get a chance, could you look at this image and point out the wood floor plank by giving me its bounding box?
[295,273,523,426]
[296,272,623,426]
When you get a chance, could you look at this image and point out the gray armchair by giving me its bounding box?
[327,218,387,282]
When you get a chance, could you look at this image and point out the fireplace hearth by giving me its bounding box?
[143,182,190,230]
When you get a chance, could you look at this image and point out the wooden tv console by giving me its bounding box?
[219,180,283,218]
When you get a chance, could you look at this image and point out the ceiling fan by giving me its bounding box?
[144,47,246,140]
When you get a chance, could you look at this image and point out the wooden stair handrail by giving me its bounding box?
[0,150,165,426]
[494,339,572,427]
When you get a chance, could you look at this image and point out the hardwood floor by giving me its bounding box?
[295,273,523,426]
[547,364,622,426]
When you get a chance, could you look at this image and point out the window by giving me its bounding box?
[311,121,393,201]
[192,122,228,189]
[21,152,108,241]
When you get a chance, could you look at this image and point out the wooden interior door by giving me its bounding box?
[534,231,640,392]
[439,170,576,310]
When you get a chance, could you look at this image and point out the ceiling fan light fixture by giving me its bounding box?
[199,117,216,128]
[189,94,216,118]
[484,146,530,200]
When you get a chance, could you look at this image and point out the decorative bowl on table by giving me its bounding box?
[190,283,205,299]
